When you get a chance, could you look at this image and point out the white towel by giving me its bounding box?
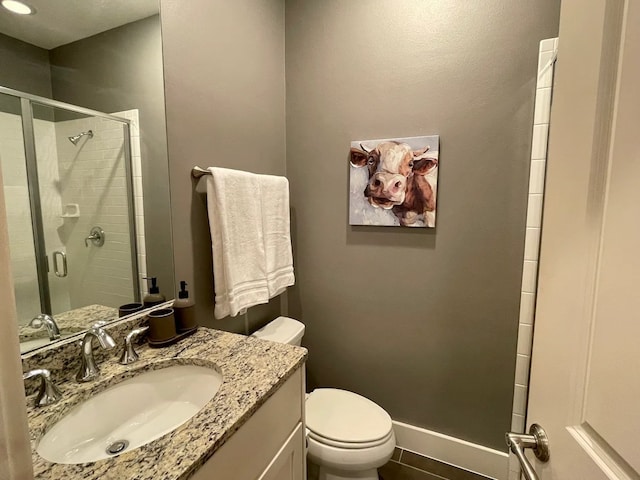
[205,167,294,319]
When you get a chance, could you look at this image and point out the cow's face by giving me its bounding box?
[350,141,435,209]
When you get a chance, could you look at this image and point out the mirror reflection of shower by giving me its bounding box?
[68,130,93,145]
[0,87,145,341]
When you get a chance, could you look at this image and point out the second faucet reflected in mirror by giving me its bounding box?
[29,314,60,341]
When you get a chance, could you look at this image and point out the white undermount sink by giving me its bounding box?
[37,364,223,464]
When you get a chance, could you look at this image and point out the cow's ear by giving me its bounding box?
[350,148,368,167]
[412,157,438,175]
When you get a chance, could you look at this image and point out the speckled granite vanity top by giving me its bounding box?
[19,304,118,341]
[26,328,307,480]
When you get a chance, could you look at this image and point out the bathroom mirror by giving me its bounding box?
[0,0,175,354]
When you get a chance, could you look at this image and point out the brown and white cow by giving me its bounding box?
[349,141,438,226]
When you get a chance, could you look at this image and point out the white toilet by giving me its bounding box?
[252,316,396,480]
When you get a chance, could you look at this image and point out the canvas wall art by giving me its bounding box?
[349,135,439,227]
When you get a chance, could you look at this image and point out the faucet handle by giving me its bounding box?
[28,316,43,329]
[119,326,149,365]
[88,322,116,350]
[23,369,62,407]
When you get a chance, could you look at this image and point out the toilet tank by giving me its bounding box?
[251,316,305,346]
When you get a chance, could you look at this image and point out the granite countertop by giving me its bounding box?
[26,328,307,480]
[19,304,119,341]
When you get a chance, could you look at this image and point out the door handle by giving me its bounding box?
[53,250,67,278]
[505,424,550,480]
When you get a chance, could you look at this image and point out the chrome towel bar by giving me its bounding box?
[191,166,211,178]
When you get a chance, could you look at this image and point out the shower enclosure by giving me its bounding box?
[0,86,140,326]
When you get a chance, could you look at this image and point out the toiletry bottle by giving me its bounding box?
[173,281,196,332]
[143,277,166,307]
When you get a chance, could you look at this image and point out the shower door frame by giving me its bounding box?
[0,85,140,314]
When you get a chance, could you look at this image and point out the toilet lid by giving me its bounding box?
[306,389,392,444]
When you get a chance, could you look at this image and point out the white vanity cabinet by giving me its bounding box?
[191,367,306,480]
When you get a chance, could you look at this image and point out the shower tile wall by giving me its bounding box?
[54,113,141,309]
[508,37,557,480]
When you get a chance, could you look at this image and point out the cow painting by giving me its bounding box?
[349,136,439,227]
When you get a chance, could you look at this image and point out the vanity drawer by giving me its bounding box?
[191,366,304,480]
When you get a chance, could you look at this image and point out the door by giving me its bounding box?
[524,0,639,478]
[0,92,42,323]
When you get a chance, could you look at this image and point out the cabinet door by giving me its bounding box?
[190,368,304,480]
[258,424,305,480]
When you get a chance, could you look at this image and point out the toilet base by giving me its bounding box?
[306,429,394,480]
[314,463,379,480]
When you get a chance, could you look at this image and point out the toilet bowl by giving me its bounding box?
[306,388,395,480]
[251,317,396,480]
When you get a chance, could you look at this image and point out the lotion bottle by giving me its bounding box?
[173,281,196,332]
[143,277,166,307]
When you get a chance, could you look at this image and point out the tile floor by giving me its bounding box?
[309,448,493,480]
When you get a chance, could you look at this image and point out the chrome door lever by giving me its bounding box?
[505,424,550,480]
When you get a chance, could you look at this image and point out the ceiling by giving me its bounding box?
[0,0,159,50]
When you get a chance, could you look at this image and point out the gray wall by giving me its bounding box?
[49,15,174,297]
[285,0,560,450]
[160,0,286,332]
[0,33,51,112]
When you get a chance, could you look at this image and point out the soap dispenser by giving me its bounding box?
[173,281,196,332]
[143,277,166,307]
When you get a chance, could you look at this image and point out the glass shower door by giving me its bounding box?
[0,92,41,326]
[31,101,139,319]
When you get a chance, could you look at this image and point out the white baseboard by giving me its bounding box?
[392,421,509,480]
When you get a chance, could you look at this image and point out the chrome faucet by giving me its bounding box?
[29,314,61,340]
[23,369,62,407]
[118,326,149,365]
[76,324,116,382]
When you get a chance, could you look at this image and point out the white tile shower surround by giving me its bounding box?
[0,108,146,325]
[508,37,557,480]
[55,116,133,308]
[54,109,147,306]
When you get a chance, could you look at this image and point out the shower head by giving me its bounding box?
[68,130,93,145]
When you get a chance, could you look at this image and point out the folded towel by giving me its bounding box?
[205,167,294,319]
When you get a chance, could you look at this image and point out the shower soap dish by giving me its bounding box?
[60,203,80,218]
